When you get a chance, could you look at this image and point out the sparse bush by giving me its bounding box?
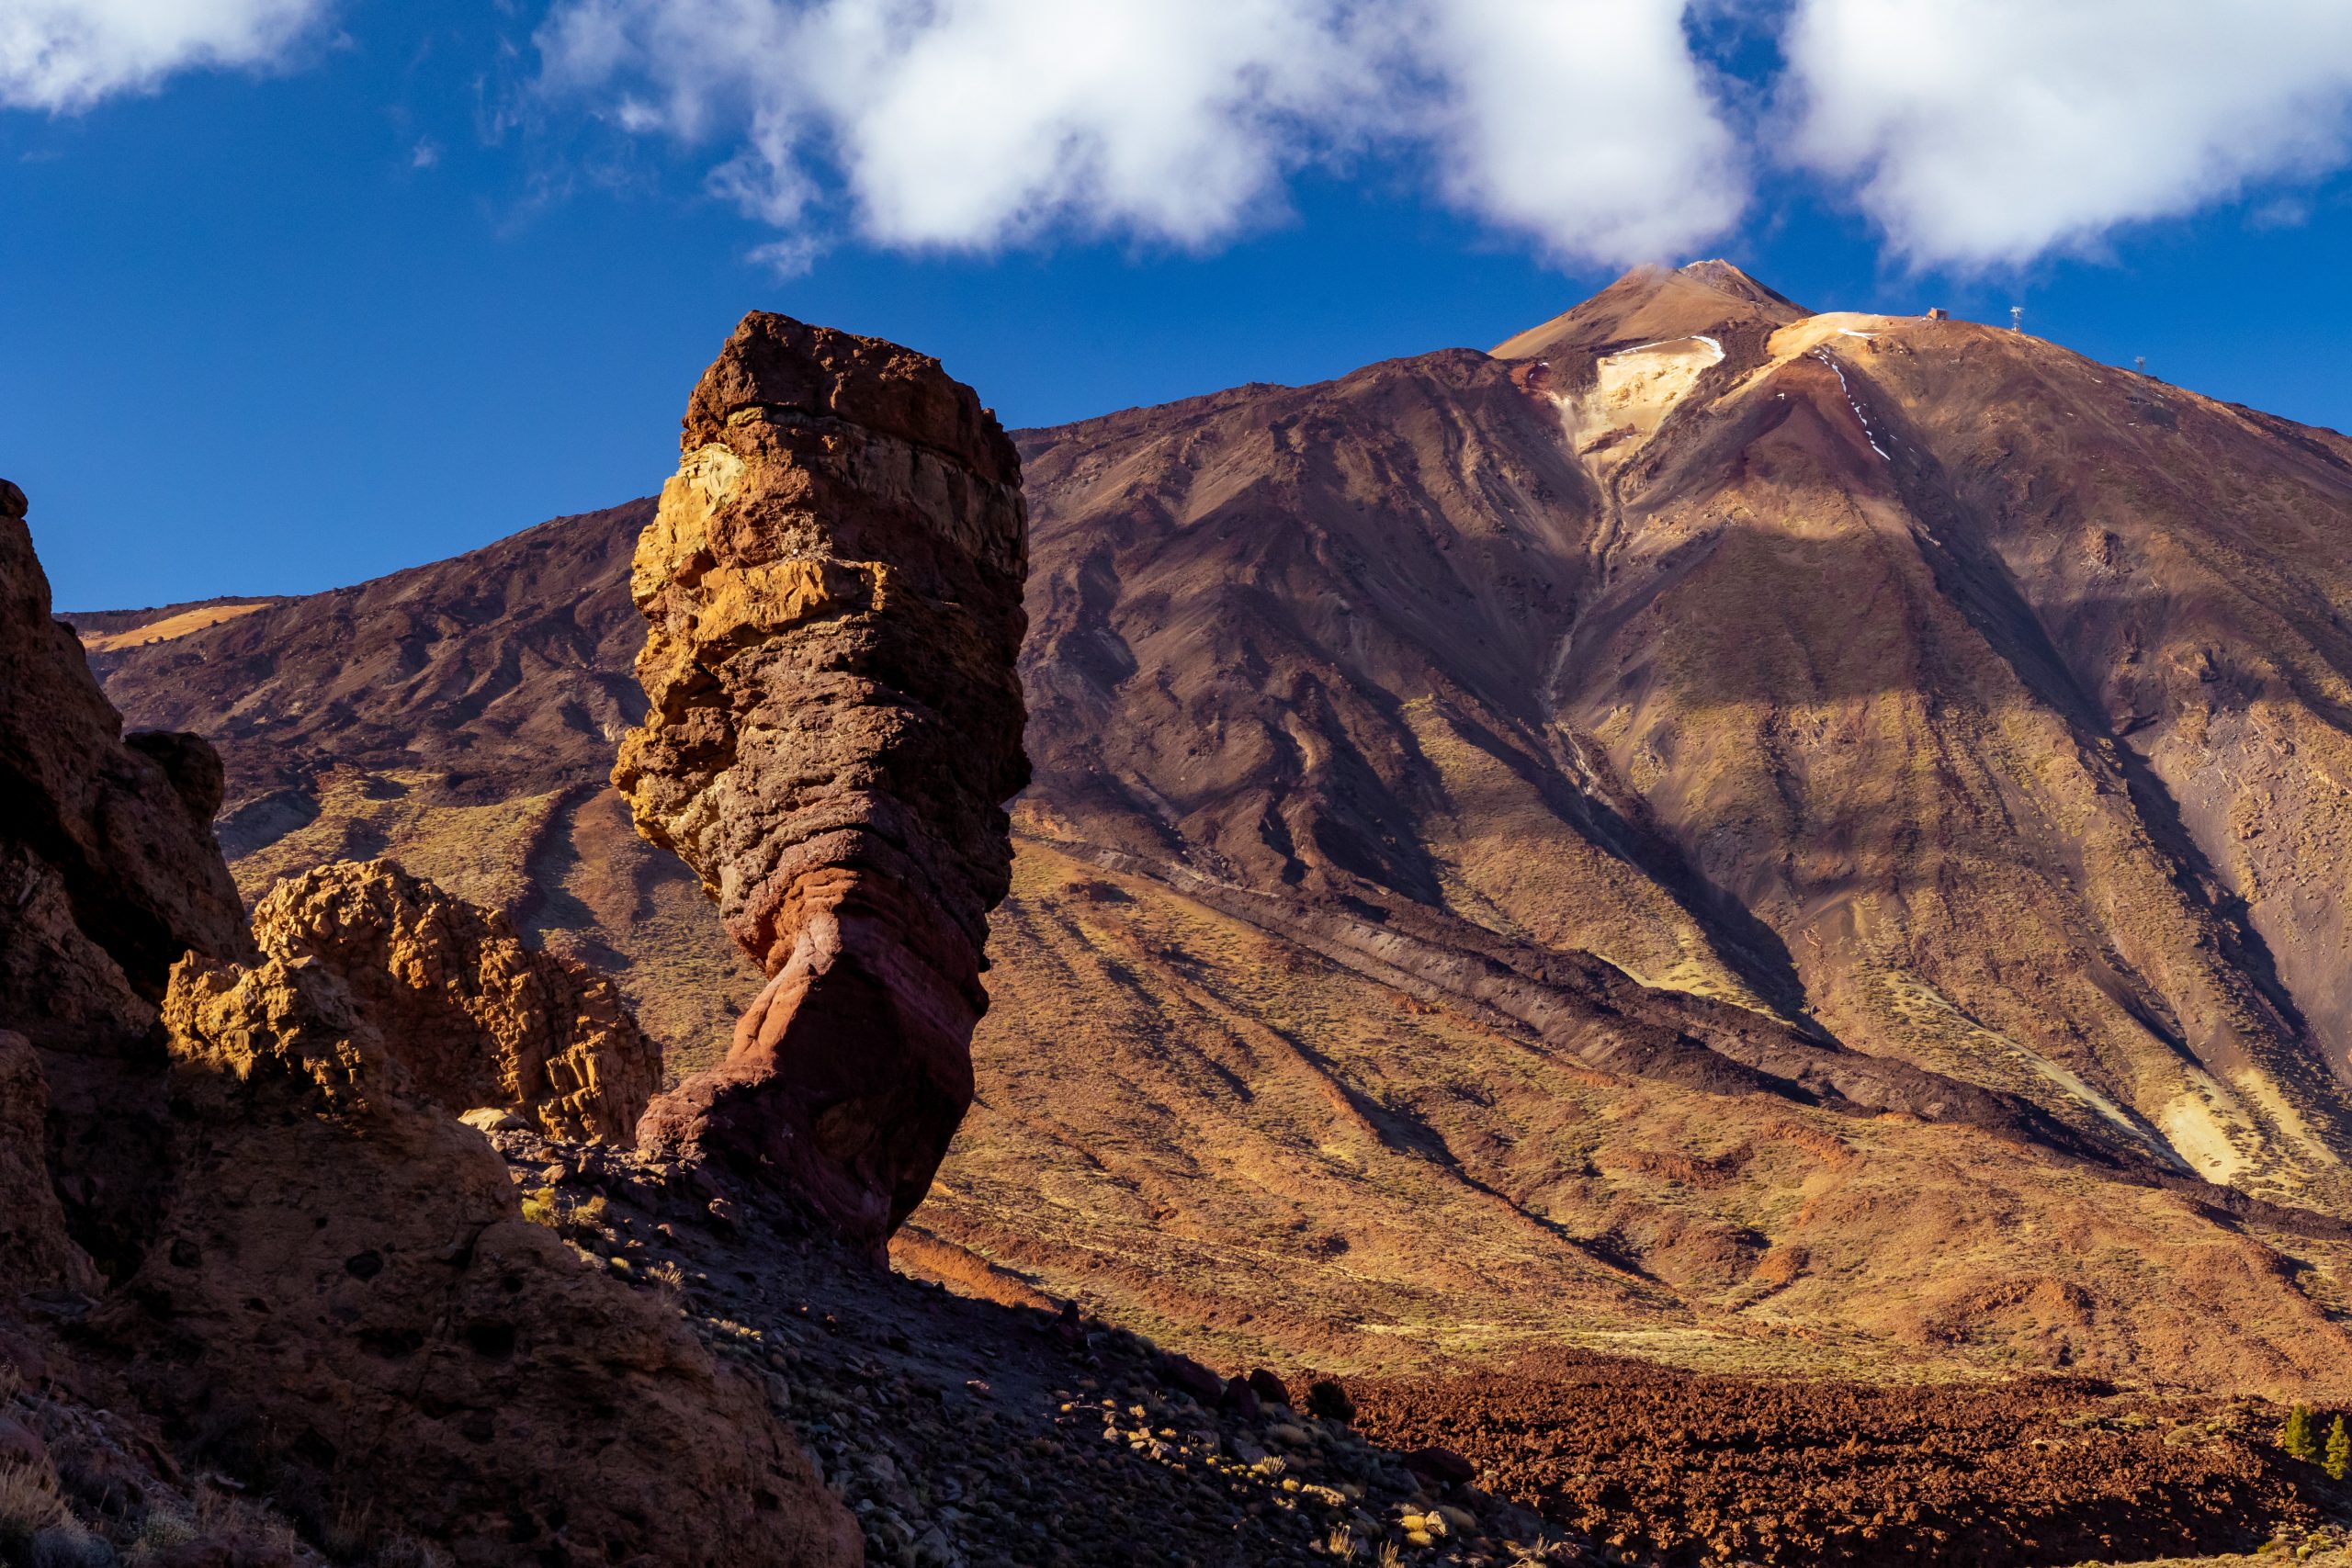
[369,1531,452,1568]
[2328,1416,2350,1482]
[192,1488,304,1559]
[0,1461,71,1546]
[1324,1524,1358,1560]
[129,1508,198,1560]
[518,1186,559,1228]
[2283,1403,2321,1462]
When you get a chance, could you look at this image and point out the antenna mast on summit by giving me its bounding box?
[2010,306,2025,333]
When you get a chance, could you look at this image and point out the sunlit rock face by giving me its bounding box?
[615,312,1030,1248]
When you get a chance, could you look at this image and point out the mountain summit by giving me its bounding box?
[1492,258,1808,359]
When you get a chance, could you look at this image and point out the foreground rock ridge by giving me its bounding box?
[0,475,249,1275]
[120,943,856,1567]
[2,479,861,1566]
[615,312,1031,1245]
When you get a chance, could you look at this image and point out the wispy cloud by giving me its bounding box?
[1780,0,2352,267]
[0,0,333,112]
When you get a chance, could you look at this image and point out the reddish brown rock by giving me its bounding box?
[615,313,1029,1246]
[0,479,249,1269]
[251,858,659,1142]
[98,948,860,1568]
[0,484,247,1044]
[0,480,859,1565]
[0,1030,96,1298]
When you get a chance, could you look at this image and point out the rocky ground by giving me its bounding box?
[1351,1353,2345,1566]
[1,1318,330,1566]
[480,1122,1598,1568]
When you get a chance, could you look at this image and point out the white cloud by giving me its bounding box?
[536,0,1750,266]
[1427,0,1746,265]
[0,0,330,112]
[1782,0,2352,267]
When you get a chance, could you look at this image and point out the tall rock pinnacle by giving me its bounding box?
[615,313,1030,1247]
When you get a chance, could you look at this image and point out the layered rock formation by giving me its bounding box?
[614,313,1030,1245]
[252,858,659,1141]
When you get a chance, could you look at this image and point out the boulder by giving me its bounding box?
[616,313,1030,1247]
[1247,1369,1295,1409]
[250,858,659,1143]
[1157,1352,1227,1405]
[1402,1446,1478,1487]
[94,949,861,1568]
[1306,1379,1357,1424]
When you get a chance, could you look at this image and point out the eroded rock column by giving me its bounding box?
[615,313,1029,1247]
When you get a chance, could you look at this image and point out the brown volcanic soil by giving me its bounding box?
[1352,1353,2335,1567]
[82,263,2352,1405]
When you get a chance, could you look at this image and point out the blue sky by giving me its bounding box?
[6,0,2352,612]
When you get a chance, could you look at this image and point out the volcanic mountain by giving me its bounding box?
[85,262,2352,1400]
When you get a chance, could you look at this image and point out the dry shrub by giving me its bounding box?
[0,1461,70,1536]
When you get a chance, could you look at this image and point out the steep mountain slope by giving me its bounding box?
[85,264,2352,1398]
[1009,263,2352,1213]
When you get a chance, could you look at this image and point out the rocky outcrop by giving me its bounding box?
[615,314,1030,1246]
[0,478,251,1270]
[0,483,247,1044]
[0,479,860,1565]
[93,947,860,1568]
[252,858,659,1142]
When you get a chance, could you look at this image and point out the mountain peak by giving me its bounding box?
[1676,258,1805,313]
[1493,259,1810,361]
